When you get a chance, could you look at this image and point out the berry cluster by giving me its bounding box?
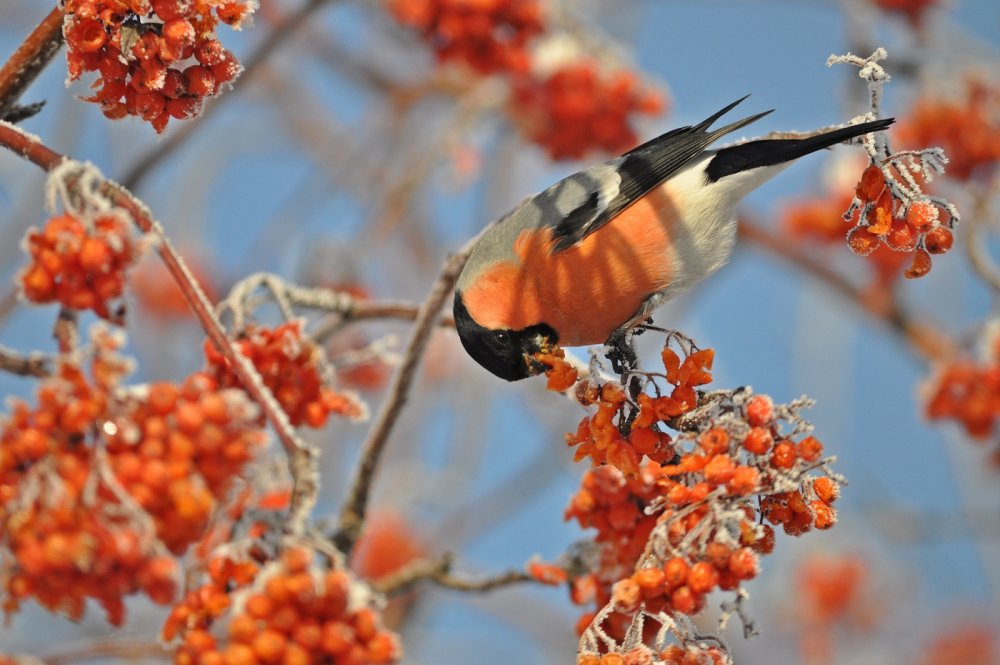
[0,327,263,625]
[896,82,1000,181]
[869,0,940,28]
[559,346,713,477]
[385,0,666,160]
[510,62,665,160]
[165,547,402,665]
[388,0,543,75]
[845,163,955,279]
[925,330,1000,461]
[104,373,266,553]
[577,643,726,665]
[63,0,248,132]
[204,321,365,429]
[794,553,869,664]
[19,212,139,323]
[543,339,842,660]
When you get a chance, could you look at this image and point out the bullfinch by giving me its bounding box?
[453,97,893,380]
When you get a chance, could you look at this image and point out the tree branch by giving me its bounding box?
[0,345,51,377]
[333,229,488,553]
[0,5,63,114]
[371,554,535,597]
[737,219,954,363]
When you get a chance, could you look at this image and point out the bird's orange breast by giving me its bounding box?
[464,186,679,346]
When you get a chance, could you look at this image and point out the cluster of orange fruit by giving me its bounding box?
[63,0,246,132]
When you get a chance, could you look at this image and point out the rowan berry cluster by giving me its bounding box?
[385,1,666,160]
[925,327,1000,461]
[541,338,843,661]
[388,0,543,75]
[577,642,727,665]
[0,326,263,625]
[845,163,956,280]
[164,547,402,665]
[510,61,665,160]
[204,321,365,429]
[869,0,940,27]
[896,82,1000,182]
[62,0,248,132]
[558,346,713,476]
[19,212,139,323]
[794,553,869,664]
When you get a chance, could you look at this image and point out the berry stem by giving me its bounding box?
[0,5,64,115]
[333,225,492,554]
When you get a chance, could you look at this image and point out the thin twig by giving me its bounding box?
[120,0,339,192]
[0,122,318,537]
[41,639,167,665]
[737,219,953,363]
[372,554,535,597]
[0,5,63,113]
[333,227,490,553]
[0,345,51,377]
[965,182,1000,296]
[311,300,455,343]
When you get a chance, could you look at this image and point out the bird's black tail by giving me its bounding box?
[704,118,894,182]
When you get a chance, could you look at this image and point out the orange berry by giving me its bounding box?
[745,395,773,427]
[611,578,640,611]
[229,613,257,643]
[245,594,274,620]
[847,225,880,256]
[670,585,698,614]
[906,200,938,230]
[366,632,400,664]
[698,427,730,455]
[251,630,287,664]
[728,547,759,580]
[222,644,258,665]
[319,621,354,655]
[753,525,776,554]
[634,566,665,592]
[601,654,625,665]
[812,476,839,503]
[924,227,953,254]
[770,441,796,469]
[811,500,837,529]
[728,465,760,495]
[797,436,823,462]
[687,562,719,594]
[904,248,932,279]
[742,427,773,454]
[704,454,735,485]
[856,164,885,202]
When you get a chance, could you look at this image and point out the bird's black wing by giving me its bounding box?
[550,96,772,252]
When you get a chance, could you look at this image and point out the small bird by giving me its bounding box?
[454,97,893,380]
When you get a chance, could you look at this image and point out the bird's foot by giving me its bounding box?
[605,327,639,377]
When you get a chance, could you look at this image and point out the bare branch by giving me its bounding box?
[0,5,63,114]
[372,554,535,597]
[333,227,490,553]
[0,345,51,377]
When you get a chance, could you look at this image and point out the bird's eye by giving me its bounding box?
[493,331,511,346]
